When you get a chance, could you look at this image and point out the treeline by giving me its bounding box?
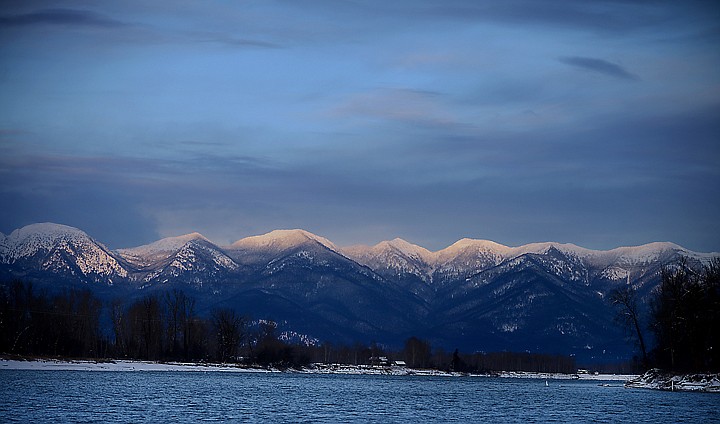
[0,281,105,358]
[461,351,577,374]
[651,258,719,372]
[0,280,576,373]
[0,281,308,366]
[611,258,720,373]
[295,337,576,373]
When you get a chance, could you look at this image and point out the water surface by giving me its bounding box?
[1,371,717,423]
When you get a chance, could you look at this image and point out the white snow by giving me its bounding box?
[2,223,89,259]
[494,371,635,381]
[500,323,518,333]
[117,233,239,276]
[434,238,510,263]
[0,359,638,382]
[118,233,210,257]
[625,369,720,392]
[230,229,338,253]
[378,238,434,263]
[3,222,717,290]
[0,359,271,373]
[601,266,630,281]
[0,223,127,278]
[343,238,435,281]
[343,236,717,283]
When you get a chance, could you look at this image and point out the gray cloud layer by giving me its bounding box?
[1,0,718,252]
[0,8,125,28]
[559,56,639,80]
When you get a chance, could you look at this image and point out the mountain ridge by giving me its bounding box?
[2,222,714,289]
[1,222,716,361]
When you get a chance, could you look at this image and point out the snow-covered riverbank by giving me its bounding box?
[493,370,634,381]
[1,359,270,373]
[625,369,720,393]
[1,358,635,381]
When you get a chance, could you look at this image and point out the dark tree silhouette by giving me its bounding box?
[403,336,432,368]
[609,285,648,368]
[211,308,245,363]
[140,295,164,360]
[450,348,463,372]
[651,258,720,372]
[164,289,200,359]
[0,281,103,358]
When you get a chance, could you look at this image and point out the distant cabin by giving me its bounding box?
[369,356,390,367]
[369,357,407,367]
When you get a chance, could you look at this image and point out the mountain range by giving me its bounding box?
[1,222,716,363]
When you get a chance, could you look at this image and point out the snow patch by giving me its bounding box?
[230,229,338,253]
[625,369,720,392]
[118,232,210,257]
[0,222,127,278]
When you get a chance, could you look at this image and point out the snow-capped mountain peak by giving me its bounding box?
[436,238,510,258]
[3,223,96,260]
[118,232,210,256]
[596,242,690,266]
[0,222,127,280]
[115,232,220,270]
[2,222,717,362]
[230,229,338,253]
[6,222,86,243]
[375,238,434,263]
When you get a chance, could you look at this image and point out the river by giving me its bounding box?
[1,371,717,423]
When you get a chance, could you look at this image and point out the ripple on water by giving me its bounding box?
[0,371,717,423]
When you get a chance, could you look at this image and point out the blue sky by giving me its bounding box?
[1,1,719,252]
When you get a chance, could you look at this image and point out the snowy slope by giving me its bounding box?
[117,232,212,268]
[344,238,433,263]
[347,236,716,285]
[343,238,434,282]
[226,229,343,268]
[2,222,717,360]
[2,222,714,289]
[135,239,240,286]
[117,233,239,285]
[230,229,338,253]
[0,223,127,282]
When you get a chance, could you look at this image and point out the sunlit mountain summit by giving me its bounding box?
[1,222,716,362]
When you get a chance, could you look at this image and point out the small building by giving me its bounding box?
[369,356,391,367]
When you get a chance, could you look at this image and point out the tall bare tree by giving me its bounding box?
[609,285,648,368]
[211,308,245,363]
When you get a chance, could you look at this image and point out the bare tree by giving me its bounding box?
[211,308,245,363]
[609,285,648,368]
[165,289,194,359]
[110,298,128,357]
[403,336,432,368]
[651,257,720,372]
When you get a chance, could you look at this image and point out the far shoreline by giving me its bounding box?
[7,357,720,392]
[0,357,634,381]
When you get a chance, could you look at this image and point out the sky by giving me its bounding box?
[1,1,719,252]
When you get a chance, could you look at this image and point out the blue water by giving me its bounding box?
[1,371,718,423]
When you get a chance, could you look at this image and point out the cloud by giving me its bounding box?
[0,8,125,28]
[0,8,280,49]
[283,0,679,35]
[559,56,639,80]
[330,88,470,131]
[187,32,281,49]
